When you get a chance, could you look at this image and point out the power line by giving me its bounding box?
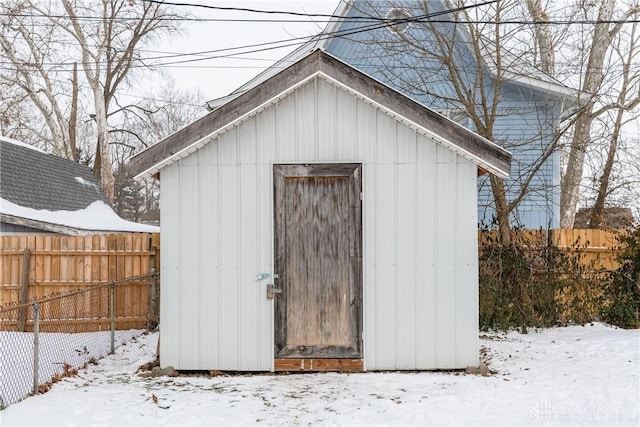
[2,11,640,26]
[2,0,635,98]
[138,0,640,26]
[0,1,496,70]
[140,0,380,19]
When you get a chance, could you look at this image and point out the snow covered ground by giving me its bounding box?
[0,330,144,406]
[1,323,638,426]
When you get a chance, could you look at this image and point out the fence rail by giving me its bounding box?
[0,273,158,408]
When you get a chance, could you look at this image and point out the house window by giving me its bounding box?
[385,7,412,34]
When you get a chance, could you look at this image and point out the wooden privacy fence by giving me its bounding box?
[0,233,160,331]
[479,228,625,322]
[479,228,622,272]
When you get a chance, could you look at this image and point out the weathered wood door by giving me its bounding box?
[273,164,362,358]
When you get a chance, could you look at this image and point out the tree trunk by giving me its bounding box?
[560,114,592,228]
[490,175,512,247]
[69,62,79,162]
[560,0,616,228]
[93,143,102,180]
[93,89,115,201]
[589,20,639,229]
[525,0,555,75]
[588,91,625,229]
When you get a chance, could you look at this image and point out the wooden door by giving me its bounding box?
[274,164,362,358]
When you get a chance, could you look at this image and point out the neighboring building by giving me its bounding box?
[0,136,157,235]
[208,0,576,229]
[130,50,511,371]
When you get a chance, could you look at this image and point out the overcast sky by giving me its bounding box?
[159,1,341,100]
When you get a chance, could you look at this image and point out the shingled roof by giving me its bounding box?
[0,137,107,211]
[0,137,158,234]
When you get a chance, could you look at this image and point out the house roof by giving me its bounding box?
[205,0,576,112]
[130,49,511,179]
[0,136,158,234]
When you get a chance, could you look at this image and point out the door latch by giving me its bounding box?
[266,284,282,299]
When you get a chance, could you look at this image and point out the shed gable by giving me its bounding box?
[175,74,486,169]
[131,50,510,181]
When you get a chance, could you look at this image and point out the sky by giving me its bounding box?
[157,1,342,101]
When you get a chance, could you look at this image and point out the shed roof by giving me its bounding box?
[0,136,158,234]
[130,49,511,179]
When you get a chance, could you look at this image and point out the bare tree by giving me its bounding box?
[0,0,183,200]
[588,18,640,228]
[110,82,207,221]
[559,0,640,228]
[349,0,569,245]
[0,2,76,158]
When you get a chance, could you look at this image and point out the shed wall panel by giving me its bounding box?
[415,136,438,368]
[257,108,277,163]
[356,96,377,164]
[159,165,181,368]
[317,78,338,161]
[455,160,480,367]
[335,88,357,160]
[296,83,317,161]
[198,144,220,368]
[396,164,417,369]
[276,94,297,162]
[239,165,260,369]
[178,159,200,368]
[217,164,240,369]
[238,117,257,164]
[361,163,376,369]
[435,145,458,368]
[373,163,397,368]
[257,164,275,370]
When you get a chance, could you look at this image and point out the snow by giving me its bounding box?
[1,323,637,426]
[0,198,159,233]
[74,176,99,189]
[0,136,46,153]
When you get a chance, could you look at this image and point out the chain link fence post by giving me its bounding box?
[110,282,115,354]
[150,267,157,327]
[32,303,40,396]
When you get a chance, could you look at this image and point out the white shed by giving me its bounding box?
[130,49,511,372]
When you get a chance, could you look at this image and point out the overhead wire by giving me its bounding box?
[0,0,497,70]
[0,0,636,91]
[138,0,640,25]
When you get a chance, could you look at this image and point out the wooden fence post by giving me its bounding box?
[18,248,31,331]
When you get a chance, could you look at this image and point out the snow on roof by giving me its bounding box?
[0,135,46,153]
[74,176,100,190]
[0,198,159,233]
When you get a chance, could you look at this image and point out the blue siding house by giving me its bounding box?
[208,0,575,229]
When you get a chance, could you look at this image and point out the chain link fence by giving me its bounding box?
[0,271,158,408]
